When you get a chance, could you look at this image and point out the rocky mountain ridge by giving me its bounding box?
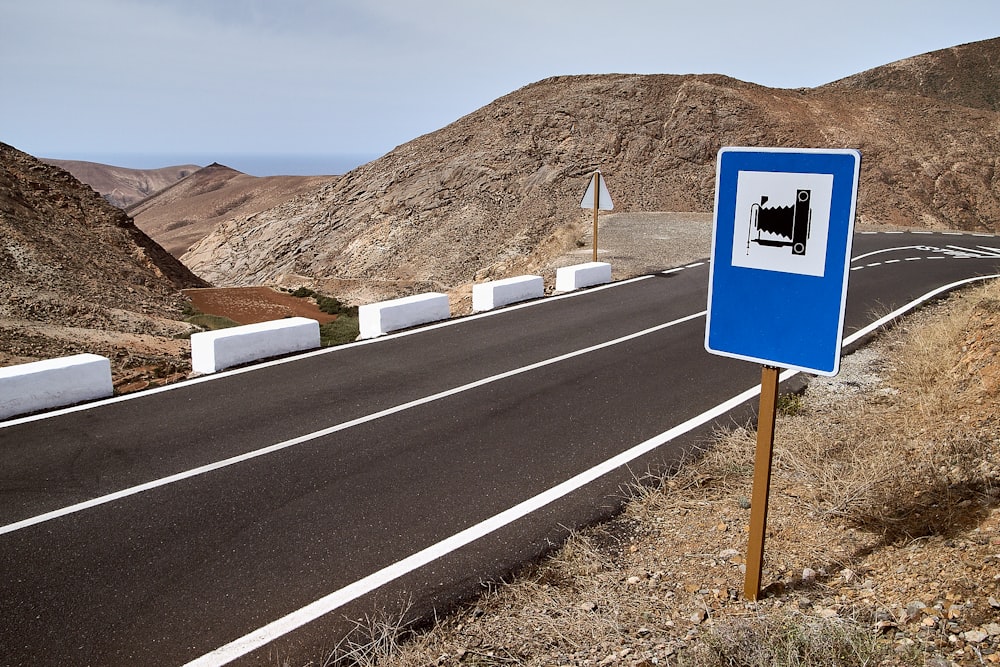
[181,38,1000,305]
[0,142,207,385]
[127,163,336,256]
[42,158,200,208]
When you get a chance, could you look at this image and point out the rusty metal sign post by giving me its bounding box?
[580,170,614,261]
[744,365,780,600]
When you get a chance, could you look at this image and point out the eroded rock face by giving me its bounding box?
[0,141,207,372]
[126,163,337,257]
[179,40,1000,303]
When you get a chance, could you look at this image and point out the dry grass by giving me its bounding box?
[775,284,1000,543]
[325,280,1000,667]
[689,610,884,667]
[322,605,415,667]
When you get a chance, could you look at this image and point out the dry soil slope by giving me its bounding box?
[42,158,200,208]
[0,141,207,376]
[182,38,1000,302]
[127,163,336,257]
[826,36,1000,112]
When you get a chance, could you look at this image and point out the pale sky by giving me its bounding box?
[2,0,998,172]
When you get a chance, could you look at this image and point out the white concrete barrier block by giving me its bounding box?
[472,275,544,312]
[191,317,320,374]
[359,292,450,339]
[555,262,612,292]
[0,353,113,420]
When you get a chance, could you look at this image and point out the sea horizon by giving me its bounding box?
[42,152,382,177]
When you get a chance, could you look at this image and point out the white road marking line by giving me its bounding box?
[905,257,921,261]
[842,274,1000,346]
[185,368,797,667]
[912,231,933,234]
[946,245,999,258]
[191,272,1000,667]
[884,259,900,264]
[851,245,925,262]
[685,262,705,268]
[867,262,882,268]
[0,312,707,537]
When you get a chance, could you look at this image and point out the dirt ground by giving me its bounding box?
[182,286,340,325]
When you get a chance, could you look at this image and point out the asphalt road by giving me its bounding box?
[2,230,1000,666]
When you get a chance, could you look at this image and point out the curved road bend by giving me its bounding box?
[1,230,999,665]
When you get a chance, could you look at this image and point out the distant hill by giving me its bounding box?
[127,163,336,256]
[42,158,200,208]
[826,37,1000,111]
[181,37,1000,304]
[0,142,207,383]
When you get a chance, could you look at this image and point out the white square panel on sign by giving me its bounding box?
[731,170,834,277]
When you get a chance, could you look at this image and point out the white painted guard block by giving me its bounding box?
[191,317,320,374]
[359,292,450,339]
[555,262,612,292]
[0,353,113,420]
[472,275,544,312]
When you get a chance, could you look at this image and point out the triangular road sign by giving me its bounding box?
[580,171,614,210]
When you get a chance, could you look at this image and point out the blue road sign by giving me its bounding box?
[705,147,861,376]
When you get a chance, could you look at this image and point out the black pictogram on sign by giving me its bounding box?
[747,189,812,256]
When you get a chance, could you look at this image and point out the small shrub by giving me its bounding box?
[776,392,804,416]
[290,287,358,316]
[693,612,885,667]
[320,316,360,346]
[181,300,200,317]
[323,606,414,667]
[316,295,346,315]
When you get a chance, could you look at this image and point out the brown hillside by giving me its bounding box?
[826,36,1000,111]
[127,163,336,256]
[42,158,200,208]
[182,38,1000,305]
[0,142,208,389]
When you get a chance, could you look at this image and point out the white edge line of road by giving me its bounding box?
[186,272,1000,667]
[0,274,659,429]
[0,311,707,537]
[185,368,794,667]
